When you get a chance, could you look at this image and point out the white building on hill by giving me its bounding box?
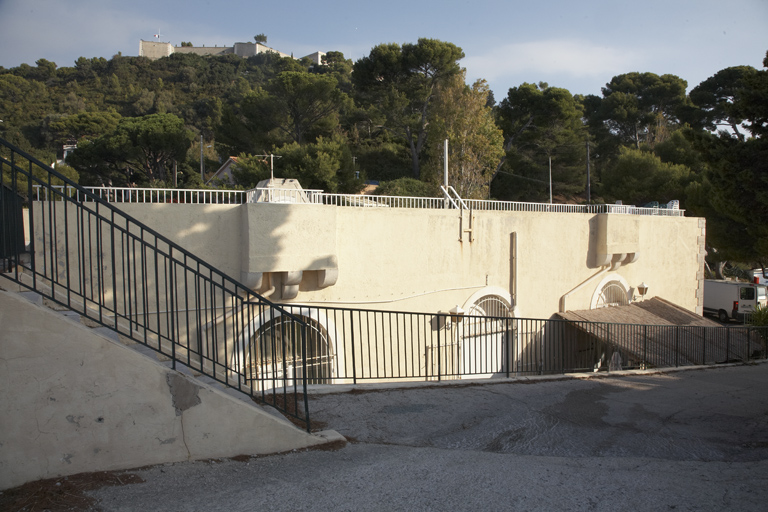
[139,40,323,63]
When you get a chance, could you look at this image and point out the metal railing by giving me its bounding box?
[246,187,324,204]
[33,184,687,217]
[441,185,469,210]
[461,200,684,216]
[34,185,247,204]
[1,140,312,431]
[239,304,767,383]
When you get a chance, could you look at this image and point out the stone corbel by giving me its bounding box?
[240,271,264,291]
[317,268,339,288]
[624,252,639,264]
[281,270,303,300]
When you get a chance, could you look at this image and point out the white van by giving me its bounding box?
[703,280,767,323]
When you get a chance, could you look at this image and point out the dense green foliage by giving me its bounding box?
[352,38,465,179]
[2,45,768,271]
[493,82,587,202]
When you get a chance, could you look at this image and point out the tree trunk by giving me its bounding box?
[715,260,727,280]
[405,126,420,179]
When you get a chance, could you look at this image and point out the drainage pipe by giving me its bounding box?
[260,272,276,299]
[511,232,518,316]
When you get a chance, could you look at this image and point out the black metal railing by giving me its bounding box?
[0,139,312,431]
[256,304,768,383]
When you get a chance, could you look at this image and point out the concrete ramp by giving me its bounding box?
[0,287,341,490]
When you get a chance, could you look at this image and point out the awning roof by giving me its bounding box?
[556,297,718,327]
[555,298,756,367]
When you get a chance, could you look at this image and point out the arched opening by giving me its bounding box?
[595,280,630,308]
[590,275,631,310]
[242,311,334,389]
[467,294,514,318]
[459,293,514,378]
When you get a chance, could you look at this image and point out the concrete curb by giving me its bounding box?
[304,358,768,395]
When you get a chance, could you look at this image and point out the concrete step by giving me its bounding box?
[18,290,43,306]
[56,310,83,322]
[90,326,122,343]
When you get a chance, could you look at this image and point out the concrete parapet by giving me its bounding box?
[0,289,336,490]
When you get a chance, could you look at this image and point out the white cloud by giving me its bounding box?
[464,39,646,83]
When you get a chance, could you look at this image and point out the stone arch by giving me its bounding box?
[590,274,631,309]
[236,307,342,389]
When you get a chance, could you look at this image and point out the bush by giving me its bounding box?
[374,177,439,197]
[748,304,768,326]
[748,304,768,356]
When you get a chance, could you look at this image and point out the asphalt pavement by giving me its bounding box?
[89,363,768,511]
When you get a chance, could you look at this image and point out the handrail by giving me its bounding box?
[33,184,687,217]
[1,139,312,430]
[441,185,469,210]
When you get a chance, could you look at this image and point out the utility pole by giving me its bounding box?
[586,139,591,203]
[269,154,280,180]
[200,135,204,182]
[548,155,552,204]
[444,139,449,189]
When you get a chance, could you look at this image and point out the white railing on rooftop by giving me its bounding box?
[32,185,686,217]
[246,187,324,204]
[34,185,247,204]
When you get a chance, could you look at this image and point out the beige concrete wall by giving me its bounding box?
[113,203,703,319]
[0,289,332,491]
[137,203,244,279]
[242,203,339,273]
[233,42,291,59]
[139,40,172,59]
[139,41,292,61]
[302,51,326,65]
[173,46,233,57]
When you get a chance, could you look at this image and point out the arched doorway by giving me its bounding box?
[240,309,336,390]
[459,289,515,378]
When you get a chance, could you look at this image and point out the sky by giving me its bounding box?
[0,0,766,99]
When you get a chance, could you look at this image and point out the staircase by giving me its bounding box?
[0,138,313,430]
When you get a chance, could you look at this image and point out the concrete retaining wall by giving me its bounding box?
[113,203,705,318]
[0,288,334,490]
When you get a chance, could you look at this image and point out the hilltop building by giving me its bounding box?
[138,40,325,63]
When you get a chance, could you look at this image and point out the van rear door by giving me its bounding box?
[737,285,759,321]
